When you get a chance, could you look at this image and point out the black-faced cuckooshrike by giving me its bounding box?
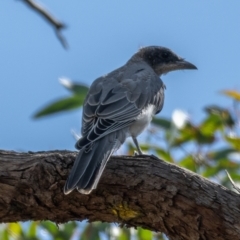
[64,46,197,195]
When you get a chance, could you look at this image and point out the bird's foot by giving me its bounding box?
[134,149,144,156]
[134,151,139,156]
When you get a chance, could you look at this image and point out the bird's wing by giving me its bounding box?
[76,68,164,149]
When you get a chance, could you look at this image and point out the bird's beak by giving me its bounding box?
[156,58,197,76]
[175,59,197,70]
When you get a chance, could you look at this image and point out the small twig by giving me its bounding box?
[225,170,240,193]
[22,0,68,49]
[55,29,68,49]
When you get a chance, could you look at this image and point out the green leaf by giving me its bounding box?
[207,148,237,160]
[155,232,165,240]
[200,114,223,135]
[221,89,240,101]
[171,123,196,147]
[217,159,238,170]
[179,155,197,172]
[195,131,215,145]
[71,84,88,96]
[203,159,239,178]
[202,164,221,177]
[0,226,9,240]
[59,78,89,96]
[27,222,38,238]
[118,228,131,240]
[152,117,171,130]
[80,223,106,240]
[155,148,174,162]
[225,136,240,150]
[8,223,23,237]
[204,105,235,127]
[172,121,216,147]
[137,227,153,240]
[33,95,85,118]
[61,222,77,238]
[40,221,58,236]
[40,221,77,239]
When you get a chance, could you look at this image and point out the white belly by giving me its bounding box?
[129,104,155,137]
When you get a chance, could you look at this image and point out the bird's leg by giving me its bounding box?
[132,138,161,159]
[132,137,143,155]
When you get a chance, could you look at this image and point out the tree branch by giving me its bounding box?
[22,0,68,48]
[0,150,240,240]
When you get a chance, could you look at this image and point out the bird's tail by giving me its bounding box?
[64,135,119,195]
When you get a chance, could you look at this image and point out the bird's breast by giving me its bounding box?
[129,104,156,137]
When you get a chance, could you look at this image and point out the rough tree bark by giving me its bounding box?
[0,150,240,240]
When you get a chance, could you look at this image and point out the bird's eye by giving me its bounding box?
[161,52,169,59]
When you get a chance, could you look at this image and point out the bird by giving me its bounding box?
[64,46,197,195]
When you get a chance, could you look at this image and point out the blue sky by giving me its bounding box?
[1,1,240,151]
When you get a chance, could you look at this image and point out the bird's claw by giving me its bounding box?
[134,151,139,156]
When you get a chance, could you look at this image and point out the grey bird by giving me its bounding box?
[64,46,197,195]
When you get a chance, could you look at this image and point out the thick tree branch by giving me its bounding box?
[22,0,68,48]
[0,150,240,240]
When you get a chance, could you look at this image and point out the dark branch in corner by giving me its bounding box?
[22,0,68,49]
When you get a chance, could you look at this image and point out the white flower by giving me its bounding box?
[59,77,73,88]
[172,109,189,129]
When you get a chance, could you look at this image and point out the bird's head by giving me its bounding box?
[135,46,197,76]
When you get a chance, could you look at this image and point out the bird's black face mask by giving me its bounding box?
[142,47,197,76]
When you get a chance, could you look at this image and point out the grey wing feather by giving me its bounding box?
[76,66,164,149]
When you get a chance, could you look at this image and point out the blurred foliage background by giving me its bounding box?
[1,80,239,240]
